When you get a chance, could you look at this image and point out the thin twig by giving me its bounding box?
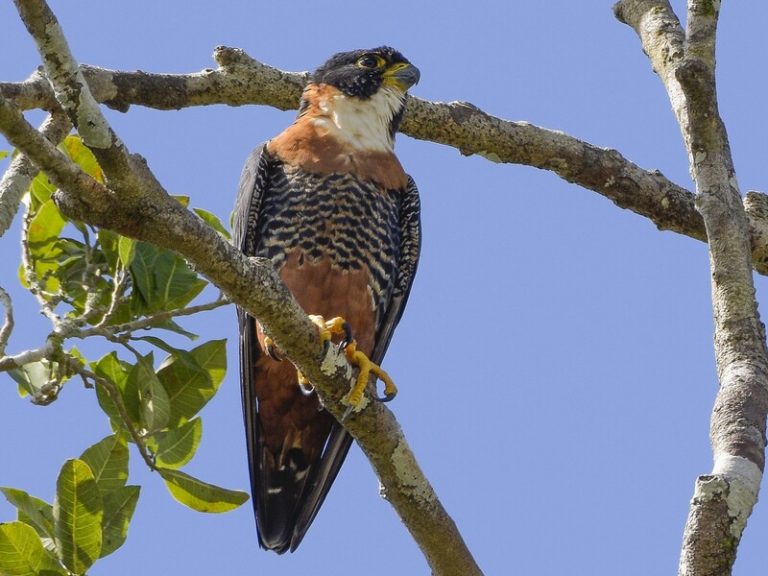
[0,285,14,356]
[0,340,53,372]
[92,266,128,329]
[74,364,156,470]
[82,295,229,338]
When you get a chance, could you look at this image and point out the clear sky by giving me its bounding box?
[2,1,768,574]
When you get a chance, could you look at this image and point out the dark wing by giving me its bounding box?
[371,175,422,363]
[233,143,277,547]
[233,144,270,257]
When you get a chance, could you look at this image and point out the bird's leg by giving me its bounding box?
[304,314,398,411]
[340,340,397,409]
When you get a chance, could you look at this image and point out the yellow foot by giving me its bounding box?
[308,315,352,348]
[305,314,398,412]
[295,315,346,394]
[340,340,397,411]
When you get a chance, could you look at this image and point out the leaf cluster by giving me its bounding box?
[1,136,246,574]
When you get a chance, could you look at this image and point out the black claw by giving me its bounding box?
[339,321,353,350]
[298,382,315,396]
[376,390,398,403]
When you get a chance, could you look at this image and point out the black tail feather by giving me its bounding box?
[253,421,353,553]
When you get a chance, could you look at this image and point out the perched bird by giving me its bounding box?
[233,47,421,553]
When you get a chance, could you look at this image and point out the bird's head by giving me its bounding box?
[301,47,420,150]
[312,46,420,99]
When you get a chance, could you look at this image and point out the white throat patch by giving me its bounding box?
[315,87,404,152]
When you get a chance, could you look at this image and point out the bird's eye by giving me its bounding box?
[357,55,381,69]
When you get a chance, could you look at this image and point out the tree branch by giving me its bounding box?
[0,285,13,357]
[615,1,768,574]
[0,111,70,237]
[80,296,230,339]
[9,46,768,276]
[4,1,483,573]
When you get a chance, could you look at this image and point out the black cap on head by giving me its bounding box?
[312,46,419,99]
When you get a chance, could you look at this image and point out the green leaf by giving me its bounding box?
[190,339,227,389]
[117,236,135,268]
[149,319,199,340]
[157,254,207,311]
[29,172,57,209]
[0,488,54,540]
[92,352,138,426]
[61,135,104,183]
[129,242,159,311]
[148,417,202,469]
[27,200,66,246]
[99,486,140,558]
[0,150,8,160]
[67,346,86,367]
[26,199,67,295]
[158,340,226,427]
[158,468,248,513]
[193,208,231,240]
[129,353,171,433]
[79,435,129,493]
[134,335,184,355]
[129,242,206,314]
[96,228,120,275]
[52,237,110,315]
[0,522,65,576]
[8,361,51,398]
[53,459,103,574]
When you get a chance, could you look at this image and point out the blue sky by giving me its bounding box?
[2,1,768,574]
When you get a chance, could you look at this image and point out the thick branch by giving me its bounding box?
[0,111,70,237]
[14,0,140,193]
[9,47,768,275]
[1,54,700,237]
[0,97,111,212]
[616,1,768,574]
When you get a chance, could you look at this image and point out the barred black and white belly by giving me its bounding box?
[254,164,402,324]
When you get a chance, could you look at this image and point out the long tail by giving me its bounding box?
[255,423,353,552]
[238,309,353,553]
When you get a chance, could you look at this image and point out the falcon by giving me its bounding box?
[233,47,421,553]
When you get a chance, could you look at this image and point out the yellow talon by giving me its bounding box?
[305,314,397,411]
[299,315,346,392]
[296,370,314,395]
[308,315,333,344]
[263,336,283,361]
[340,340,398,410]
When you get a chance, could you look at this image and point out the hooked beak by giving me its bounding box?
[383,62,421,91]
